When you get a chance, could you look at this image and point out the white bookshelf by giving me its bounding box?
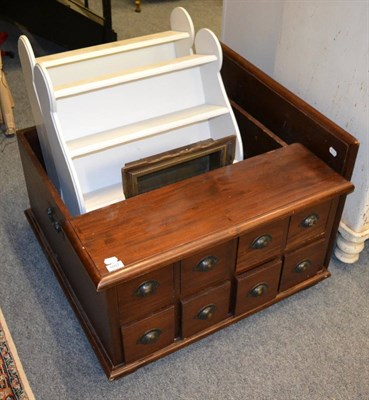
[21,8,243,216]
[66,104,229,159]
[18,7,195,192]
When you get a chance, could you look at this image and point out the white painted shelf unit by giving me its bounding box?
[20,8,243,216]
[19,7,195,195]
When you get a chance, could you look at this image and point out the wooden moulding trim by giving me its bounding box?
[107,269,330,380]
[122,135,236,198]
[220,43,360,180]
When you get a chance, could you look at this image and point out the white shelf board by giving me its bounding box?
[67,104,229,158]
[38,31,191,68]
[84,182,124,213]
[54,54,217,99]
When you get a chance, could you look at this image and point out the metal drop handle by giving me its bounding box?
[196,304,217,320]
[193,255,219,272]
[135,280,159,297]
[251,234,272,249]
[294,259,312,273]
[249,282,269,297]
[138,329,162,345]
[300,213,319,228]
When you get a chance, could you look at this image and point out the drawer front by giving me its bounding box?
[237,219,288,272]
[117,266,174,324]
[235,259,282,316]
[121,306,175,364]
[287,201,331,249]
[280,238,327,292]
[181,281,231,338]
[180,240,237,297]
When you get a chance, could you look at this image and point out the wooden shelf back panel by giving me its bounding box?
[221,43,359,179]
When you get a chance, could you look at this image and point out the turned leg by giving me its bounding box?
[135,0,141,12]
[0,55,16,136]
[334,221,369,263]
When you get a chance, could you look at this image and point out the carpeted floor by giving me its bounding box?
[1,1,369,399]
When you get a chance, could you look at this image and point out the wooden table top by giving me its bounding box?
[70,143,353,290]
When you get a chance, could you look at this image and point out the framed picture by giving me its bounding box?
[122,135,236,198]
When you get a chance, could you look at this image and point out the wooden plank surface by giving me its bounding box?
[70,143,353,289]
[221,43,359,180]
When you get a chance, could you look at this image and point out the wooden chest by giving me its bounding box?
[18,45,358,380]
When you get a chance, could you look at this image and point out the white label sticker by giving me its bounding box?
[104,256,118,265]
[104,257,125,272]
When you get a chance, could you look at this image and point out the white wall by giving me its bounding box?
[272,1,368,232]
[222,0,369,261]
[221,0,284,76]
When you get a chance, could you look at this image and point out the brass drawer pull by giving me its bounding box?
[300,213,319,228]
[294,259,312,273]
[193,255,219,272]
[196,304,217,320]
[138,329,162,345]
[135,280,159,297]
[251,234,272,249]
[249,282,269,297]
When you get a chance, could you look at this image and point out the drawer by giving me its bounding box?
[117,265,174,324]
[181,281,231,338]
[279,238,327,292]
[235,259,282,316]
[121,306,175,364]
[180,240,237,297]
[236,219,288,273]
[287,201,331,249]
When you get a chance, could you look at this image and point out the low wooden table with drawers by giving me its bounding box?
[18,45,359,380]
[19,127,354,380]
